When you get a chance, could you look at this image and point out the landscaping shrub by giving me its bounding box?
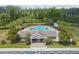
[24,34,31,45]
[11,34,21,43]
[0,26,9,30]
[0,40,6,44]
[45,37,53,45]
[59,30,70,45]
[8,25,20,43]
[15,34,21,42]
[71,40,77,45]
[59,40,70,45]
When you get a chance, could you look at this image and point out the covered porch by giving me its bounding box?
[30,34,46,43]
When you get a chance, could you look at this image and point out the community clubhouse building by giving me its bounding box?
[18,25,59,44]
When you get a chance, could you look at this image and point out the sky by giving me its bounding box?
[1,5,79,9]
[21,5,79,9]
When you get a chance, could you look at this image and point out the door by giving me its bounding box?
[32,39,43,43]
[32,39,37,43]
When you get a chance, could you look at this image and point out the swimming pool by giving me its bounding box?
[28,25,50,32]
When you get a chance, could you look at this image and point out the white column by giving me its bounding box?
[30,37,32,44]
[56,31,59,41]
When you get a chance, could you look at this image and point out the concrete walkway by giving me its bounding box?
[30,43,47,48]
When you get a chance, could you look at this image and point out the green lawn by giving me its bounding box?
[0,43,30,48]
[47,44,78,48]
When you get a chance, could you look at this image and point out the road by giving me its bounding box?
[0,48,79,54]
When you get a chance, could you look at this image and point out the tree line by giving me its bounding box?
[0,6,79,27]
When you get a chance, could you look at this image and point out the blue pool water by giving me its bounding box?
[28,25,50,32]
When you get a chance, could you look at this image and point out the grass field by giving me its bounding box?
[47,25,79,48]
[68,26,79,40]
[0,29,8,40]
[0,29,30,48]
[0,43,29,48]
